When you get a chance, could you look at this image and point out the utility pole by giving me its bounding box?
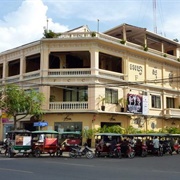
[47,19,49,32]
[97,19,99,33]
[153,0,157,33]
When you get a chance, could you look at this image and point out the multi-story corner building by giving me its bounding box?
[0,23,180,141]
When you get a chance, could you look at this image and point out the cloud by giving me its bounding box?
[0,0,68,52]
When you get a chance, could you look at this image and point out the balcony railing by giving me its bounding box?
[48,69,91,76]
[49,102,88,111]
[164,108,180,118]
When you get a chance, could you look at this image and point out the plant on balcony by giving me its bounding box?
[177,58,180,62]
[143,45,148,51]
[120,39,126,44]
[118,97,128,112]
[163,54,167,57]
[98,95,106,111]
[91,32,96,37]
[49,95,55,102]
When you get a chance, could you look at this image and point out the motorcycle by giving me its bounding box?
[69,143,94,159]
[109,144,121,158]
[173,144,180,154]
[121,143,135,159]
[163,142,172,155]
[0,142,8,156]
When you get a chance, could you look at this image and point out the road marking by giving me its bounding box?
[152,170,180,174]
[46,161,95,167]
[0,167,33,174]
[0,158,15,160]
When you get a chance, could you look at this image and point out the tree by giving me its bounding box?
[43,29,61,38]
[0,85,45,130]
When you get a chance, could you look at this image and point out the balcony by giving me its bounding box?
[57,32,178,61]
[164,108,180,118]
[49,102,88,112]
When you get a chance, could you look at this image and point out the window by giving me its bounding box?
[105,88,118,104]
[166,97,175,108]
[151,95,161,108]
[63,86,88,102]
[54,122,82,133]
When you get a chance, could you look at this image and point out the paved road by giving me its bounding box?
[0,154,180,180]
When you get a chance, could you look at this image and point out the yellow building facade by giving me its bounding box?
[0,24,180,141]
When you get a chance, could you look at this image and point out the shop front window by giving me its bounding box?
[54,122,82,133]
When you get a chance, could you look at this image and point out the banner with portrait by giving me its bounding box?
[127,94,142,114]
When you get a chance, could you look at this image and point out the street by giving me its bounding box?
[0,154,180,180]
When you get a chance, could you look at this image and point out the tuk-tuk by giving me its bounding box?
[6,130,32,158]
[167,134,180,154]
[122,134,148,157]
[94,133,122,158]
[31,130,60,157]
[142,133,169,156]
[59,131,82,156]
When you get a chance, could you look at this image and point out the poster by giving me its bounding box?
[127,94,142,114]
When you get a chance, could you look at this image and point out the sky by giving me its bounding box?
[0,0,180,53]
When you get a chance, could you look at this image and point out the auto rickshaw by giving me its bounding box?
[122,134,148,157]
[94,133,122,158]
[31,130,60,157]
[167,134,180,154]
[144,133,168,156]
[6,130,32,158]
[59,131,82,156]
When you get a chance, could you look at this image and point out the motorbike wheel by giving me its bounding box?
[141,150,147,157]
[86,151,94,159]
[7,149,14,158]
[69,150,77,158]
[158,150,163,157]
[128,151,135,159]
[116,151,122,159]
[56,149,62,157]
[95,150,100,157]
[169,150,173,155]
[34,149,41,158]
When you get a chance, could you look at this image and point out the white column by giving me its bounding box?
[90,48,99,75]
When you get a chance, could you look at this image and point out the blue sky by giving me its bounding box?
[0,0,180,53]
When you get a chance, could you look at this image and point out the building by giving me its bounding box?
[0,23,180,142]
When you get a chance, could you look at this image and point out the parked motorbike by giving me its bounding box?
[109,144,121,158]
[153,144,163,156]
[0,142,8,156]
[121,143,135,159]
[173,144,180,154]
[163,142,172,155]
[69,143,94,159]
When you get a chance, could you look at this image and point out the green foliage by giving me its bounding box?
[98,95,106,106]
[43,29,61,38]
[91,32,96,37]
[173,38,179,42]
[123,126,141,134]
[82,128,97,139]
[0,85,45,129]
[96,125,124,134]
[163,54,167,57]
[143,45,148,51]
[120,40,126,44]
[118,98,128,107]
[165,127,180,134]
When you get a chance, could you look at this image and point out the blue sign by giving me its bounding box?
[33,122,48,127]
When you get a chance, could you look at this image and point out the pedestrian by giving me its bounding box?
[153,136,159,155]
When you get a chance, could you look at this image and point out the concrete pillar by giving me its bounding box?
[90,48,99,75]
